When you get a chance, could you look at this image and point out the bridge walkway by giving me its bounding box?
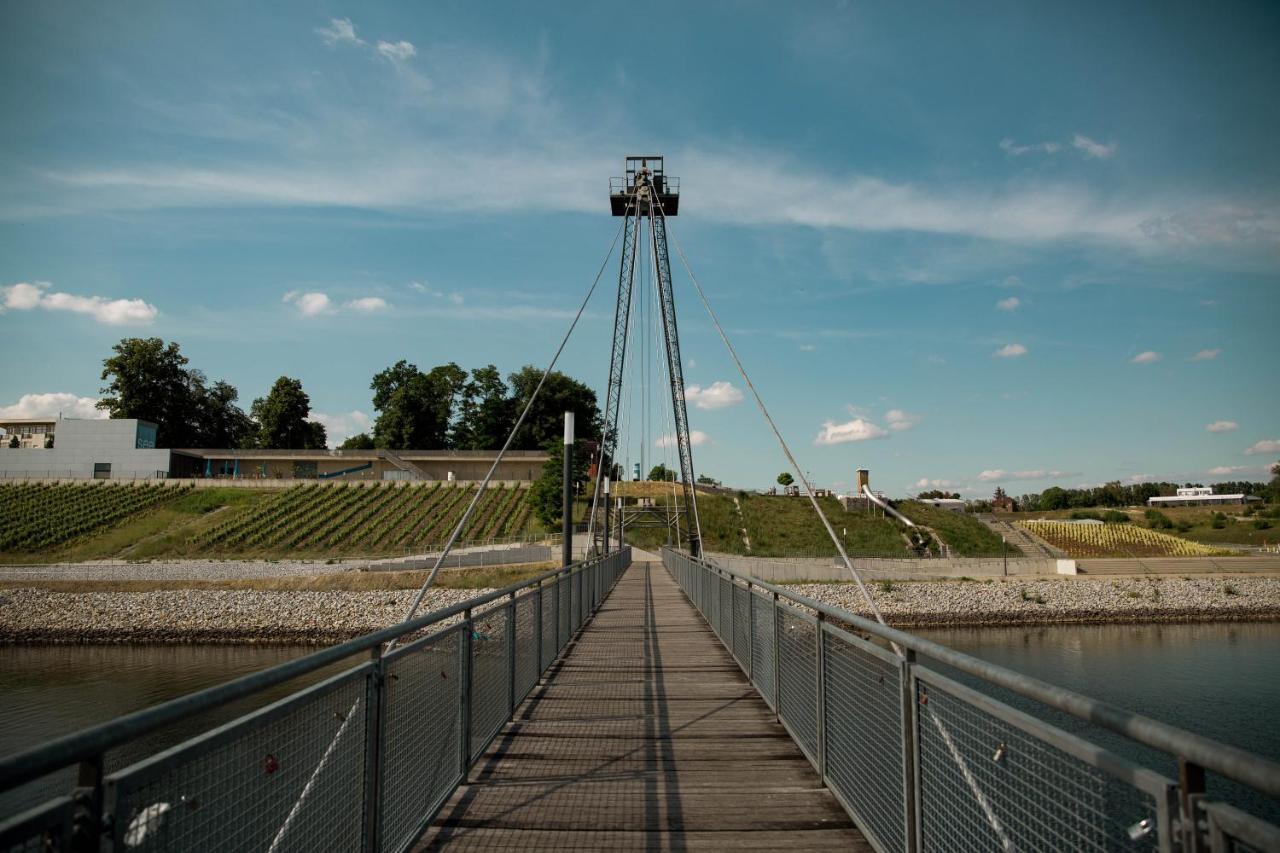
[417,561,869,851]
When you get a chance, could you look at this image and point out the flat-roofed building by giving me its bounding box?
[0,418,169,479]
[1147,486,1259,507]
[0,418,57,449]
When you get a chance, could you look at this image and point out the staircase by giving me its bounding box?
[381,450,428,480]
[975,513,1067,559]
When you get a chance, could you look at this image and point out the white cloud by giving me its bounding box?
[1191,348,1221,361]
[1072,134,1116,159]
[913,478,958,490]
[283,291,333,316]
[1207,465,1251,476]
[885,409,921,432]
[308,410,372,448]
[410,281,464,305]
[2,281,157,326]
[0,392,106,422]
[998,138,1061,156]
[815,418,888,445]
[346,297,388,312]
[1000,275,1023,288]
[655,430,708,448]
[977,469,1075,482]
[996,296,1021,311]
[993,343,1027,358]
[1131,351,1161,364]
[1206,421,1239,433]
[684,381,744,411]
[317,18,363,46]
[1245,439,1280,456]
[798,343,817,352]
[376,40,416,62]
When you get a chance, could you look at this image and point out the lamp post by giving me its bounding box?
[1002,535,1008,577]
[562,412,573,568]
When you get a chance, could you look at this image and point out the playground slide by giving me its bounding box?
[861,484,917,528]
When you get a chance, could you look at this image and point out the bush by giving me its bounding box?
[1070,510,1103,521]
[1144,509,1173,530]
[1102,510,1129,523]
[1254,519,1273,530]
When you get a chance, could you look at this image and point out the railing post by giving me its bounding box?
[69,755,102,853]
[459,608,473,775]
[361,645,386,853]
[815,611,827,785]
[535,581,544,671]
[1179,757,1207,853]
[506,593,517,717]
[900,648,920,853]
[747,580,755,683]
[772,591,781,721]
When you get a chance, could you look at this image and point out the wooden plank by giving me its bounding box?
[415,562,868,852]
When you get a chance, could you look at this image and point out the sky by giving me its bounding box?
[1,1,1277,496]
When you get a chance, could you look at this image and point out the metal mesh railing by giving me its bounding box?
[661,546,1280,853]
[0,548,632,853]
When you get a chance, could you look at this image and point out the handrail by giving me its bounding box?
[0,555,605,791]
[667,546,1280,800]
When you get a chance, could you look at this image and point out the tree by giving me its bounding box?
[530,439,590,528]
[507,366,602,449]
[1039,486,1068,511]
[251,377,325,449]
[918,489,959,500]
[696,474,720,486]
[370,361,461,449]
[777,472,795,487]
[648,463,676,482]
[98,337,198,447]
[340,433,376,450]
[194,379,256,448]
[452,365,515,449]
[7,435,17,449]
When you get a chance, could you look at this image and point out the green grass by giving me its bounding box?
[624,493,911,557]
[896,501,1025,557]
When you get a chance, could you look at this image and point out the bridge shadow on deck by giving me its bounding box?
[416,562,868,851]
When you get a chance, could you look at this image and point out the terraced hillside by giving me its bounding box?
[895,501,1023,557]
[193,482,535,554]
[1017,520,1238,558]
[625,492,913,557]
[0,482,190,552]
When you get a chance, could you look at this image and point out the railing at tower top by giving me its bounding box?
[662,547,1280,853]
[0,549,632,853]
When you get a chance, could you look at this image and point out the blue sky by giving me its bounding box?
[1,1,1277,496]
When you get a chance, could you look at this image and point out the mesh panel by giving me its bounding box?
[0,796,73,853]
[916,674,1161,853]
[732,583,751,670]
[750,591,777,710]
[718,575,732,642]
[558,576,571,650]
[469,607,511,760]
[824,629,905,853]
[380,628,462,851]
[107,669,368,853]
[777,609,818,763]
[513,593,539,703]
[540,583,556,670]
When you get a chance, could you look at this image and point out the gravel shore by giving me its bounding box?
[0,587,492,644]
[1,575,1277,644]
[790,576,1280,628]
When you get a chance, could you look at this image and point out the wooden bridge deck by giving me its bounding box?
[416,561,869,851]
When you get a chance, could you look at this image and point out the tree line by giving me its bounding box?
[97,338,602,452]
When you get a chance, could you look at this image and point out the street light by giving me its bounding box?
[1002,535,1008,576]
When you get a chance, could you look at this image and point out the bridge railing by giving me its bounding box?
[662,547,1280,853]
[0,548,632,853]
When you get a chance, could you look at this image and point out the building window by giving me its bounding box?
[93,462,112,479]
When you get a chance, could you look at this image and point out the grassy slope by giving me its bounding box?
[1,484,542,562]
[896,501,1024,557]
[624,493,911,557]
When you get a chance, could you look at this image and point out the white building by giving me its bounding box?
[1147,486,1259,507]
[0,418,170,480]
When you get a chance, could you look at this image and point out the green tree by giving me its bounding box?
[696,474,719,486]
[340,433,376,450]
[507,366,602,449]
[7,435,17,449]
[777,472,795,487]
[251,377,325,449]
[98,337,198,447]
[370,361,462,449]
[530,439,590,527]
[452,365,515,449]
[1039,486,1069,511]
[648,463,676,482]
[193,379,257,448]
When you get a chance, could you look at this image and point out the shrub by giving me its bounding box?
[1254,519,1273,530]
[1102,510,1129,523]
[1144,509,1173,530]
[1070,510,1103,521]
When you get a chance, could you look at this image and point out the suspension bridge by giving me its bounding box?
[2,159,1278,852]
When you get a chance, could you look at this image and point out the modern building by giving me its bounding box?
[0,418,550,482]
[916,497,967,512]
[0,418,57,449]
[1147,486,1259,507]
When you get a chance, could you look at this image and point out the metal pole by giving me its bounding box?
[617,496,624,550]
[1002,536,1007,577]
[603,476,611,555]
[562,411,574,569]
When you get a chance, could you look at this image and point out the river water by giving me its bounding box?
[2,622,1278,824]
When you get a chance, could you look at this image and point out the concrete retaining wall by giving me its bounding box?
[704,552,1064,582]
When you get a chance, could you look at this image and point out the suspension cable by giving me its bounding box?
[649,195,889,628]
[388,207,631,647]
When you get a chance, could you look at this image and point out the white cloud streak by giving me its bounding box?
[1207,465,1252,475]
[996,296,1020,311]
[0,392,107,421]
[1205,421,1239,433]
[316,18,363,47]
[1131,351,1161,364]
[2,281,157,326]
[1244,439,1280,456]
[655,430,708,448]
[283,291,333,316]
[815,418,888,445]
[977,469,1075,482]
[684,381,744,410]
[1191,348,1221,361]
[1072,134,1117,159]
[346,297,389,312]
[885,409,921,432]
[993,343,1027,358]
